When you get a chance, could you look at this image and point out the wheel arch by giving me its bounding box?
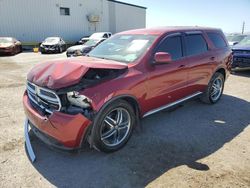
[98,94,142,118]
[215,67,226,80]
[88,94,142,149]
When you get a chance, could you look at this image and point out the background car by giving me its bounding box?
[40,37,66,54]
[0,37,22,55]
[231,35,250,70]
[66,38,106,57]
[226,34,247,46]
[78,32,112,44]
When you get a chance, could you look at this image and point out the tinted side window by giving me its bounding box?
[185,34,208,56]
[207,32,227,48]
[157,36,183,60]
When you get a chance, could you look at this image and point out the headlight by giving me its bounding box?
[75,50,83,56]
[67,91,92,108]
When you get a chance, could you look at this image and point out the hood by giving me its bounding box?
[232,45,250,51]
[0,43,13,48]
[228,41,236,46]
[27,56,128,90]
[67,45,88,52]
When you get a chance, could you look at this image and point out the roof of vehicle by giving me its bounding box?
[90,32,112,36]
[119,26,222,35]
[0,37,15,42]
[45,37,60,39]
[0,37,14,40]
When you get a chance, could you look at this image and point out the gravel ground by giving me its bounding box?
[0,52,249,188]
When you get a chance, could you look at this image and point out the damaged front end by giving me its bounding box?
[24,58,128,162]
[57,68,127,119]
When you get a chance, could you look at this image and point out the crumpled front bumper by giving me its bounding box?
[23,92,92,162]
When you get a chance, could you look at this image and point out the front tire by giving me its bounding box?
[200,72,225,104]
[92,100,136,152]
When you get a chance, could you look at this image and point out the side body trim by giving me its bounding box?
[143,92,202,118]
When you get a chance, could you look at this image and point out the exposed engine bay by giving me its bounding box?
[57,68,127,120]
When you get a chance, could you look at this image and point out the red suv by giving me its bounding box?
[23,27,232,161]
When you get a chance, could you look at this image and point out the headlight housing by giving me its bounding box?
[67,91,92,109]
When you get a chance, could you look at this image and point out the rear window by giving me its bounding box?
[185,34,208,56]
[207,32,227,48]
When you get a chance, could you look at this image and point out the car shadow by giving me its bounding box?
[30,94,250,188]
[231,70,250,78]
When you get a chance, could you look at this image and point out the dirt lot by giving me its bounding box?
[0,52,249,188]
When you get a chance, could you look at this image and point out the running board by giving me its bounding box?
[143,92,202,118]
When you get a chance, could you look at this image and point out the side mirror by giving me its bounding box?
[154,52,172,64]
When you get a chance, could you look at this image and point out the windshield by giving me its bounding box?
[0,38,13,43]
[88,34,157,63]
[227,35,246,42]
[84,39,100,46]
[238,36,250,46]
[90,33,105,39]
[44,37,59,43]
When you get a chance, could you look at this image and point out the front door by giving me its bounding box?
[145,33,189,114]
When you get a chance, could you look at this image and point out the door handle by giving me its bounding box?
[210,57,215,61]
[178,65,185,68]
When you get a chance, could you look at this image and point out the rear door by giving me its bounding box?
[145,33,189,113]
[183,32,215,95]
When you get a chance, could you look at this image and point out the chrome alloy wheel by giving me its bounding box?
[210,77,223,101]
[100,107,131,147]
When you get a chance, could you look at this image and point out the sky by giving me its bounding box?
[120,0,250,33]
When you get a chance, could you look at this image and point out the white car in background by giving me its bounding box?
[78,32,112,44]
[226,34,247,46]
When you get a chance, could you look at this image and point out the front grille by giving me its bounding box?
[27,82,61,114]
[43,45,56,49]
[233,50,250,54]
[233,57,250,63]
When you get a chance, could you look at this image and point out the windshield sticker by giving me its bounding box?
[127,40,149,52]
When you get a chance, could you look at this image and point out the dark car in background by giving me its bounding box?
[231,35,250,70]
[227,34,247,46]
[40,37,67,54]
[0,37,22,55]
[66,38,106,57]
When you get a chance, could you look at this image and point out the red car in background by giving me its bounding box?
[0,37,22,55]
[23,27,232,162]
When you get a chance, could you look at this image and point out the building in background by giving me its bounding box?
[0,0,146,43]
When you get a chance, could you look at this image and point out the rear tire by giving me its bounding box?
[92,100,136,153]
[200,72,224,104]
[10,47,16,55]
[58,46,63,53]
[19,45,22,53]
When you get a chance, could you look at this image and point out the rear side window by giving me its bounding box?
[185,34,208,56]
[157,36,183,60]
[207,32,227,48]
